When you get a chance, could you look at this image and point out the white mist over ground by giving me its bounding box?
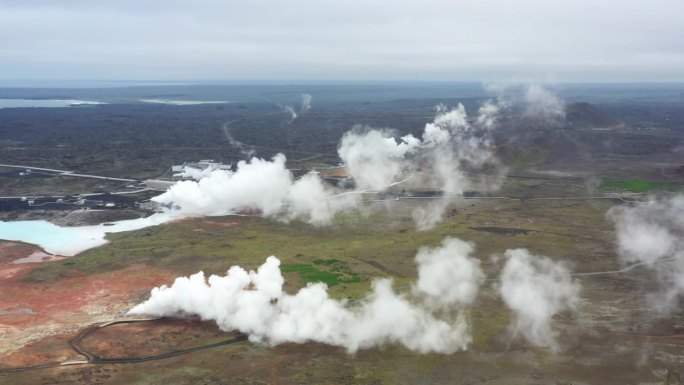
[130,238,583,353]
[277,94,312,124]
[484,83,565,123]
[339,102,502,192]
[0,86,568,255]
[522,85,565,121]
[608,195,684,313]
[129,237,484,354]
[149,85,571,230]
[300,93,312,113]
[499,249,580,350]
[413,238,484,308]
[153,154,357,226]
[155,98,507,229]
[282,105,297,123]
[0,97,509,254]
[338,101,506,229]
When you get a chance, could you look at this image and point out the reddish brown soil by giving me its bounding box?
[0,331,81,367]
[193,219,240,232]
[204,220,240,228]
[0,241,177,357]
[0,242,46,296]
[79,319,233,359]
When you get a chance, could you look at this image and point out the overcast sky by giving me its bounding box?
[1,0,683,83]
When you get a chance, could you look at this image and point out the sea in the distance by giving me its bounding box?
[0,99,105,109]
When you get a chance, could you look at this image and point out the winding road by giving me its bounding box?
[0,319,248,375]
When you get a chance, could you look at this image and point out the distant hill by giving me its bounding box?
[492,101,678,173]
[564,102,622,129]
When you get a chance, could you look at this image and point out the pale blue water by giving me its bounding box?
[0,213,174,256]
[0,99,104,108]
[0,220,105,255]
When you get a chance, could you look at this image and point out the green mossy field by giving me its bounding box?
[600,179,682,193]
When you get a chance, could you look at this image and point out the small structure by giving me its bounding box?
[171,159,232,180]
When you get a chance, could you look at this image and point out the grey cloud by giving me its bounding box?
[1,0,683,81]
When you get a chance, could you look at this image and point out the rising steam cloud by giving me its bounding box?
[129,237,484,354]
[338,101,506,229]
[279,94,311,124]
[608,195,684,313]
[300,93,312,113]
[499,249,580,350]
[155,99,506,229]
[485,83,565,122]
[222,123,256,158]
[155,85,565,229]
[282,105,297,123]
[130,85,584,354]
[153,154,357,226]
[523,84,565,121]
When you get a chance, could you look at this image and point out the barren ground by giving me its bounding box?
[2,196,684,384]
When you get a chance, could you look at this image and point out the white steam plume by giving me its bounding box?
[484,82,565,122]
[153,154,356,226]
[222,121,256,158]
[523,84,565,121]
[282,105,297,123]
[607,195,684,313]
[476,99,507,130]
[338,102,505,229]
[300,93,312,113]
[337,129,420,191]
[154,98,508,230]
[499,249,580,350]
[413,238,484,308]
[129,237,484,354]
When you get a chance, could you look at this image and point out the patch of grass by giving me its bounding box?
[283,259,362,286]
[281,263,341,286]
[470,297,511,348]
[127,366,217,385]
[600,179,681,193]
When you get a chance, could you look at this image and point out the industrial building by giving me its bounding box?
[171,160,232,178]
